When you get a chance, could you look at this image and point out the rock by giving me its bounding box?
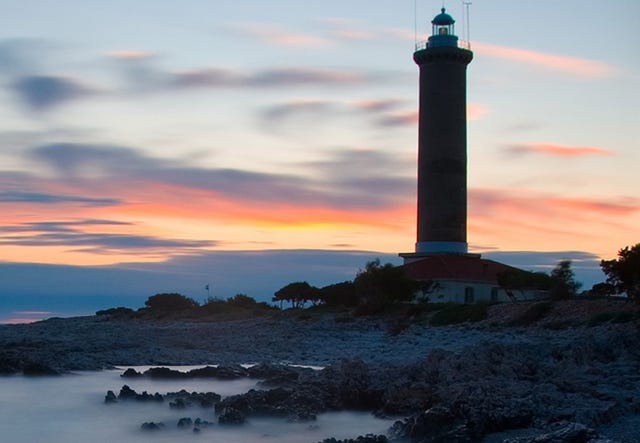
[120,368,141,378]
[140,422,164,431]
[167,391,221,408]
[502,422,600,443]
[143,367,186,379]
[177,417,193,428]
[218,407,246,425]
[116,385,163,402]
[104,390,117,403]
[390,406,472,443]
[248,362,305,386]
[318,435,388,443]
[188,364,249,379]
[118,385,137,400]
[22,362,59,376]
[169,398,187,409]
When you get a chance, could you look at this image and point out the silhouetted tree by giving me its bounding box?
[601,244,640,300]
[497,269,551,301]
[354,259,419,307]
[144,293,199,312]
[317,281,357,307]
[226,293,257,307]
[588,282,616,298]
[549,260,581,299]
[273,281,319,308]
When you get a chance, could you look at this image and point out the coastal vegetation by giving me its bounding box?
[95,243,639,327]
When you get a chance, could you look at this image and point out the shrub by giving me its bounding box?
[587,311,636,327]
[429,303,488,326]
[144,293,199,312]
[96,307,135,318]
[510,302,552,326]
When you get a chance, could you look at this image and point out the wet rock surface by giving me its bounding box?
[1,303,639,442]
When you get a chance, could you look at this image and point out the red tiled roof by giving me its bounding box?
[403,254,520,284]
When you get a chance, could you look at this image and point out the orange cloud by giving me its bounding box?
[509,143,613,157]
[468,187,640,255]
[473,42,617,78]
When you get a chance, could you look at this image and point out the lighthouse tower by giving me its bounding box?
[400,9,538,304]
[406,7,473,258]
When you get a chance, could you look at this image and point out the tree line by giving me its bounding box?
[98,242,639,317]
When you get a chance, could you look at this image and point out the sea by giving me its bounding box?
[0,365,394,443]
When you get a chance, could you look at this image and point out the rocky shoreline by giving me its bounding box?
[1,300,639,442]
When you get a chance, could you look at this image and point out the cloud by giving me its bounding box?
[352,99,405,113]
[262,99,335,122]
[12,75,94,110]
[106,50,155,60]
[26,142,413,214]
[470,188,639,219]
[468,103,488,121]
[172,66,368,89]
[0,191,120,206]
[261,97,412,131]
[318,18,373,41]
[0,39,47,76]
[0,219,215,254]
[377,111,417,127]
[235,24,329,47]
[507,143,613,157]
[373,30,617,79]
[473,42,618,78]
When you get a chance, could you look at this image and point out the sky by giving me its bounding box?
[0,0,638,323]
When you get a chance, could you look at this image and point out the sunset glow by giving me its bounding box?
[0,0,638,318]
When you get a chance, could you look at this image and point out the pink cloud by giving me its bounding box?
[239,24,328,47]
[470,188,639,219]
[106,50,155,60]
[468,103,488,121]
[473,42,617,78]
[319,17,373,41]
[509,143,613,157]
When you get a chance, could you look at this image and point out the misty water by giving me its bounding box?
[0,366,393,443]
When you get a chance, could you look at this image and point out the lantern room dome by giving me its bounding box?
[432,8,455,26]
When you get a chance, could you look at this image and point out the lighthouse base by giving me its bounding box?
[415,241,468,254]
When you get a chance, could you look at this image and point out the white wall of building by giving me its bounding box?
[417,280,548,304]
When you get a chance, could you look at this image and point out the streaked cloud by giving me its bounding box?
[508,143,613,157]
[235,23,329,47]
[262,99,335,122]
[0,38,47,76]
[0,191,120,206]
[470,188,639,218]
[374,29,618,79]
[12,75,95,110]
[318,17,373,41]
[106,50,155,60]
[474,42,618,78]
[262,97,413,130]
[23,142,412,215]
[377,111,417,127]
[0,220,215,254]
[352,99,405,112]
[173,67,368,89]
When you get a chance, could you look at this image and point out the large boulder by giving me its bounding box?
[390,405,472,443]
